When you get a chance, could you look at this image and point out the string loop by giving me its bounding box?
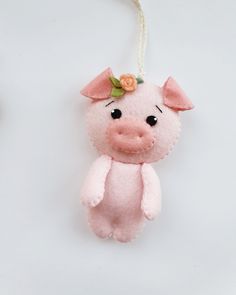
[133,0,147,78]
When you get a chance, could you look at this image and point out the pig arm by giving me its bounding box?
[81,155,112,207]
[141,163,162,220]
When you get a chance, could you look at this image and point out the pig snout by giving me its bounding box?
[106,118,155,154]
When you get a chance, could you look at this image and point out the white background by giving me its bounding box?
[0,0,235,294]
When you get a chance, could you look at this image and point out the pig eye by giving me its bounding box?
[146,115,158,126]
[111,109,122,119]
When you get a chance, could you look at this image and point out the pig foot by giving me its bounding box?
[88,209,113,239]
[113,218,144,243]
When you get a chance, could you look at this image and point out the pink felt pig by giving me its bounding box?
[80,68,193,242]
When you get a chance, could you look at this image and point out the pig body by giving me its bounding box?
[81,68,193,242]
[82,157,161,242]
[87,159,144,242]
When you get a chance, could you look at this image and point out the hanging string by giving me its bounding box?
[133,0,147,79]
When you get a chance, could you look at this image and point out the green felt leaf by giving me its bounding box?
[109,76,122,88]
[111,87,125,98]
[136,77,144,84]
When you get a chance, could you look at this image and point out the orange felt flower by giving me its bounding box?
[120,74,137,92]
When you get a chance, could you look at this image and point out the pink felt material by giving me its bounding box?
[81,155,112,207]
[86,158,144,242]
[106,118,155,154]
[163,77,194,111]
[80,68,113,100]
[83,157,162,242]
[86,82,181,164]
[141,164,161,220]
[81,71,193,242]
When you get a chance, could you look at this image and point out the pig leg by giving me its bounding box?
[88,208,113,239]
[113,214,145,243]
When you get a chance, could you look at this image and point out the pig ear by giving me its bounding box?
[162,77,194,111]
[80,68,113,101]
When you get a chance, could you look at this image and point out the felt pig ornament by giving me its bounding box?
[80,68,193,243]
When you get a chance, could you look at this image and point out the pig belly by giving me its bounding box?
[102,161,143,218]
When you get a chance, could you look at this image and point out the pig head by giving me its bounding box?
[81,68,193,164]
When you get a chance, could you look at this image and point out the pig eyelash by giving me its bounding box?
[105,101,115,107]
[156,105,163,113]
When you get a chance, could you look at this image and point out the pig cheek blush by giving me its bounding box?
[80,1,194,243]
